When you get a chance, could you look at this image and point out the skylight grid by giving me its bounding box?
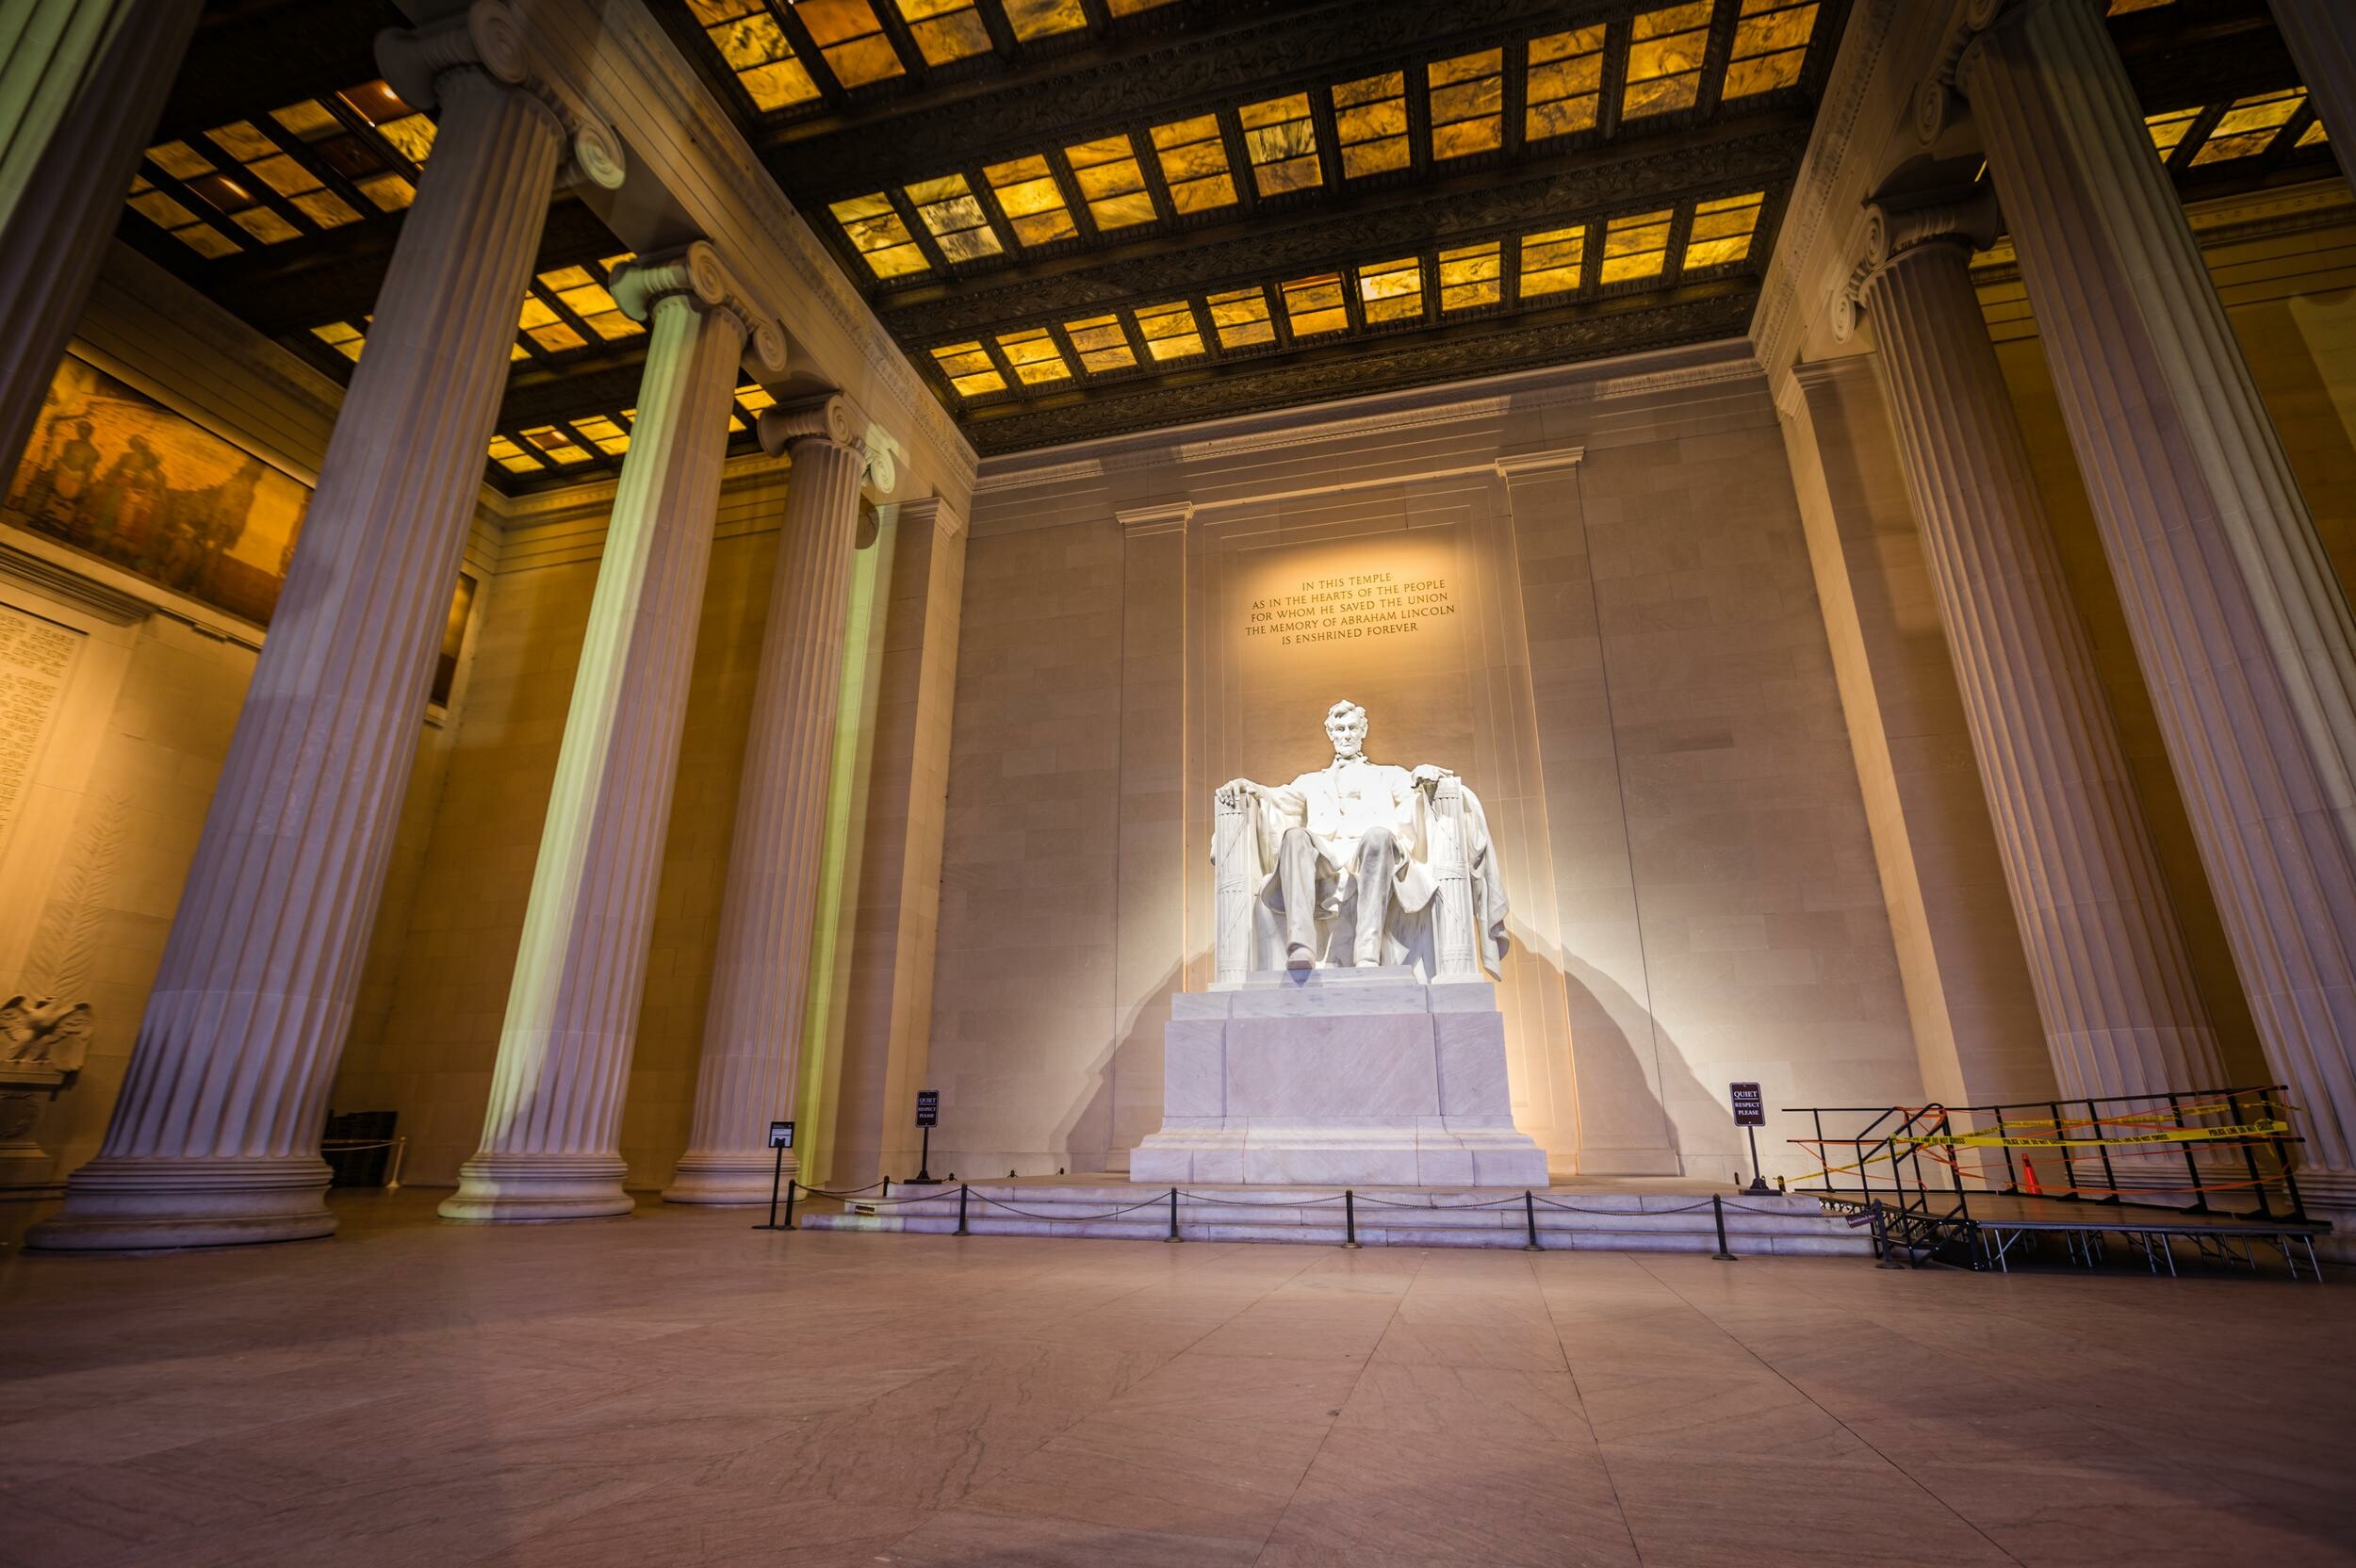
[1207,286,1277,348]
[1526,26,1605,142]
[1239,93,1322,196]
[931,341,1006,397]
[1724,0,1818,100]
[1355,257,1424,322]
[1518,226,1586,295]
[1600,207,1674,283]
[693,0,820,110]
[1150,116,1239,215]
[832,192,931,278]
[1624,2,1711,120]
[131,81,444,263]
[1135,301,1206,361]
[996,326,1073,384]
[2144,106,2201,159]
[895,0,991,65]
[1437,241,1502,311]
[1064,135,1157,231]
[906,192,1787,413]
[907,173,1005,262]
[1064,314,1137,372]
[1281,273,1350,338]
[1334,73,1410,178]
[985,155,1078,247]
[1428,49,1503,160]
[2190,89,2306,164]
[1684,191,1763,268]
[796,0,906,88]
[1004,0,1087,41]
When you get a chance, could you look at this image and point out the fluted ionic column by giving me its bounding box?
[1949,0,2356,1187]
[1855,191,2222,1102]
[29,6,620,1252]
[2269,2,2355,177]
[664,397,878,1202]
[0,1,200,479]
[441,245,789,1222]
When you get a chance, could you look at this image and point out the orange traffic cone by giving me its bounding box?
[2021,1157,2042,1196]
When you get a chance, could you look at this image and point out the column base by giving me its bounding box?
[662,1149,800,1205]
[26,1153,336,1251]
[438,1152,633,1222]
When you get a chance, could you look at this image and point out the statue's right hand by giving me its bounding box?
[1216,778,1258,807]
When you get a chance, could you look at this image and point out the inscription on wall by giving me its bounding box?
[1244,570,1458,648]
[0,602,81,848]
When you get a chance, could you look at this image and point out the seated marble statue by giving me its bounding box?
[1216,699,1508,978]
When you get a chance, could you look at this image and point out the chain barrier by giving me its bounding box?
[786,1180,892,1200]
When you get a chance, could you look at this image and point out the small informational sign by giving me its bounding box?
[1730,1082,1765,1127]
[768,1119,795,1150]
[915,1089,939,1128]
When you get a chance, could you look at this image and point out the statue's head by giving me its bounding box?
[1324,699,1367,760]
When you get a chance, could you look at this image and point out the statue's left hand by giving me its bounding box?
[1411,763,1455,788]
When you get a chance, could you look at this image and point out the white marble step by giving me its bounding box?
[794,1183,1871,1256]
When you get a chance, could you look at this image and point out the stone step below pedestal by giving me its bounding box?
[794,1183,1870,1256]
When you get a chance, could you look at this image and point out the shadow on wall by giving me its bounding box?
[1055,958,1181,1176]
[1053,941,1742,1183]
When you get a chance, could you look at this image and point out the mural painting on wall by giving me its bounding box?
[3,355,307,627]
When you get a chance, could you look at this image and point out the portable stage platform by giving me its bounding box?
[1791,1084,2332,1280]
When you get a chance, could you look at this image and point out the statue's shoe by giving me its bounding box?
[1285,944,1316,969]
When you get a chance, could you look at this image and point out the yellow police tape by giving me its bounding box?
[1897,1119,2289,1151]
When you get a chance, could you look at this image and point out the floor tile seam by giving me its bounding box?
[1249,1246,1436,1558]
[1550,1333,1649,1564]
[1625,1254,2032,1567]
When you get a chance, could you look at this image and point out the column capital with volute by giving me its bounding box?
[613,240,792,379]
[376,0,625,191]
[759,393,899,497]
[1831,184,2001,342]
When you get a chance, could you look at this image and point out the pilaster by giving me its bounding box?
[828,498,968,1185]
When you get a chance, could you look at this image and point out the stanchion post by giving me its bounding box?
[1342,1189,1360,1249]
[1165,1186,1182,1243]
[956,1183,970,1236]
[765,1141,784,1229]
[1522,1190,1541,1251]
[782,1178,797,1231]
[1710,1192,1737,1262]
[881,1175,891,1200]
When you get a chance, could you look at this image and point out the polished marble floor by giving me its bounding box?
[2,1189,2350,1567]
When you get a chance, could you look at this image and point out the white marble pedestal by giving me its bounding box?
[1129,967,1550,1187]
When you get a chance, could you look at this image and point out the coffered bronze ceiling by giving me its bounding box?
[117,0,2332,488]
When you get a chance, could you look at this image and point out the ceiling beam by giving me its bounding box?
[876,126,1808,340]
[760,0,1655,195]
[956,280,1759,453]
[194,200,618,335]
[153,1,405,142]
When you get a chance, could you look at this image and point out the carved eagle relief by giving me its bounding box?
[1,996,94,1072]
